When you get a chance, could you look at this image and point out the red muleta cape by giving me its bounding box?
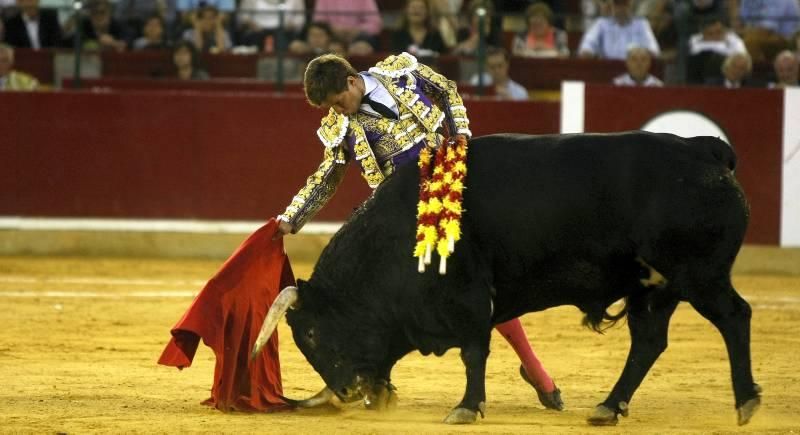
[158,218,293,412]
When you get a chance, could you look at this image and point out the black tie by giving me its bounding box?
[362,93,398,120]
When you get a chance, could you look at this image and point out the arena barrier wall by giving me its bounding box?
[561,82,793,247]
[0,90,559,224]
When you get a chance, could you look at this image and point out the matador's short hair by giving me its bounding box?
[303,54,359,107]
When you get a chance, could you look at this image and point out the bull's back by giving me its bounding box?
[461,132,746,264]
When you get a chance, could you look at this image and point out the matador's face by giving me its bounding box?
[321,75,364,116]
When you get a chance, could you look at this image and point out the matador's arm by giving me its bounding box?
[414,62,472,138]
[277,145,348,233]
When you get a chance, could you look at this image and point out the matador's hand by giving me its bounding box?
[273,219,294,240]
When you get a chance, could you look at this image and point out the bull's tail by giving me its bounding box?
[687,136,737,171]
[582,298,628,333]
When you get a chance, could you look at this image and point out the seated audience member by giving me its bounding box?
[453,0,501,55]
[581,0,611,31]
[2,0,62,48]
[114,0,177,42]
[707,52,756,88]
[391,0,445,56]
[512,2,569,58]
[689,15,746,58]
[77,0,128,51]
[173,39,208,79]
[430,0,461,49]
[237,0,304,49]
[312,0,381,56]
[288,21,336,56]
[735,0,800,63]
[578,0,660,60]
[769,50,799,88]
[686,14,747,84]
[0,42,38,90]
[176,0,234,16]
[182,4,231,53]
[613,45,663,86]
[132,13,168,49]
[470,47,528,101]
[634,0,676,52]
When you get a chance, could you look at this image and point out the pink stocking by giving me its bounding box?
[495,317,555,392]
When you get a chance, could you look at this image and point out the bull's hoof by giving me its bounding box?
[364,387,397,411]
[364,382,398,411]
[737,396,761,426]
[443,402,485,424]
[587,402,628,426]
[519,366,564,410]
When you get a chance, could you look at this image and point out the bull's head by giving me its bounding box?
[251,281,389,406]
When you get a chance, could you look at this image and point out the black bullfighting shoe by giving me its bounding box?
[519,365,564,411]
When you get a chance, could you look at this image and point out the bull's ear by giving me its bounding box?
[291,279,307,309]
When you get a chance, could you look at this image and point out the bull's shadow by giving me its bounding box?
[255,131,760,426]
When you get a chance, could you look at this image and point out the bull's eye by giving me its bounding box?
[305,328,315,345]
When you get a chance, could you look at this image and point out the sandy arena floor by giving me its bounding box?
[0,255,799,434]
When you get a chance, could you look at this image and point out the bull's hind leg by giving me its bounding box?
[588,293,679,426]
[687,275,760,425]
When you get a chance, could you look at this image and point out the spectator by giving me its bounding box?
[0,42,38,90]
[613,45,663,86]
[173,39,208,79]
[312,0,382,56]
[132,13,168,49]
[470,47,528,100]
[176,0,234,15]
[182,4,231,53]
[511,2,569,58]
[288,21,336,56]
[2,0,62,49]
[686,13,747,84]
[795,30,800,56]
[769,50,799,88]
[686,0,729,34]
[689,14,746,58]
[634,0,676,54]
[707,52,756,88]
[114,0,177,42]
[578,0,660,60]
[77,0,128,52]
[237,0,305,49]
[581,0,612,31]
[734,0,800,63]
[453,0,500,55]
[391,0,446,57]
[430,0,461,48]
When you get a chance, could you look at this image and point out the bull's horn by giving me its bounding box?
[280,387,334,408]
[251,286,299,360]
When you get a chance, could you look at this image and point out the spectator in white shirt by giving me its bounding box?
[613,45,664,86]
[579,0,660,59]
[689,15,747,58]
[237,0,305,49]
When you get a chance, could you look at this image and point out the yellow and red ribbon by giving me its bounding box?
[414,135,468,274]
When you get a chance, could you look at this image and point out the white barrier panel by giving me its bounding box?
[560,81,585,134]
[782,88,800,247]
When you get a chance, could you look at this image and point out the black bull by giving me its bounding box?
[254,132,760,426]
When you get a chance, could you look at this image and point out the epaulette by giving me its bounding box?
[316,108,349,148]
[368,52,419,78]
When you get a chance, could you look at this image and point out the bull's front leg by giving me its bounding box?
[444,339,490,424]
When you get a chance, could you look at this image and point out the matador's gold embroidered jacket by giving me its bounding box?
[278,52,471,231]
